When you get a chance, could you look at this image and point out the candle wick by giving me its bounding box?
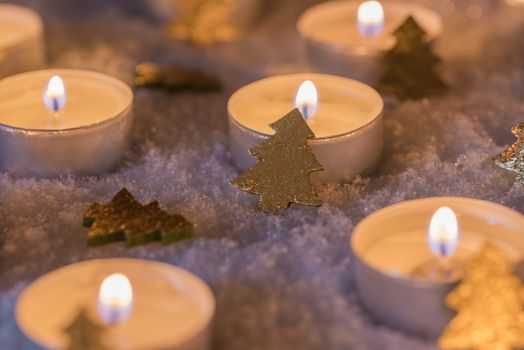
[439,242,447,257]
[52,97,59,113]
[106,309,119,325]
[301,105,309,120]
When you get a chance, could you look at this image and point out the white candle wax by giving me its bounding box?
[297,0,443,83]
[0,69,133,177]
[228,73,383,184]
[0,4,45,77]
[351,197,524,337]
[16,259,215,350]
[506,0,524,6]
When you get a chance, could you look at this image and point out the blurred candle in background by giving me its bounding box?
[297,0,442,83]
[0,4,45,77]
[16,259,216,350]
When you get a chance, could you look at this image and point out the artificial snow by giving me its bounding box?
[1,0,524,349]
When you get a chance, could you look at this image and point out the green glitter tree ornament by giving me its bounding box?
[135,62,222,92]
[63,309,110,350]
[230,109,323,214]
[376,16,447,101]
[83,188,193,247]
[493,122,524,185]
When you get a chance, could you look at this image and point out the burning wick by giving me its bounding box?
[97,273,134,325]
[411,207,461,282]
[357,1,385,37]
[428,206,459,269]
[294,80,318,120]
[43,75,66,116]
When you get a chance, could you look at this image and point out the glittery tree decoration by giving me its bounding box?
[493,122,524,185]
[438,243,524,350]
[230,109,323,214]
[135,62,221,92]
[376,16,447,100]
[64,309,110,350]
[167,0,241,47]
[84,188,193,247]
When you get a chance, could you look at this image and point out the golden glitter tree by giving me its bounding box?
[168,0,241,47]
[64,309,110,350]
[376,16,447,100]
[230,109,323,214]
[83,188,193,247]
[438,243,524,350]
[493,122,524,185]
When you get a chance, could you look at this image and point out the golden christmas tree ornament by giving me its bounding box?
[230,109,323,214]
[135,62,222,92]
[376,16,447,100]
[167,0,242,47]
[63,309,110,350]
[493,122,524,185]
[83,188,194,247]
[438,243,524,350]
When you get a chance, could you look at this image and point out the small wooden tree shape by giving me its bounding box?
[63,309,110,350]
[438,243,524,350]
[376,16,447,100]
[493,122,524,185]
[168,0,241,47]
[84,188,193,247]
[135,62,221,92]
[230,109,323,213]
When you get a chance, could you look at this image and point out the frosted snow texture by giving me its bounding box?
[1,0,524,349]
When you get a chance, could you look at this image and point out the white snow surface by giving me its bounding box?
[1,0,524,349]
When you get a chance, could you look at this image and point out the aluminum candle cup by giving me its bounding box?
[16,259,215,350]
[0,69,133,177]
[350,197,524,338]
[297,0,443,83]
[228,73,384,184]
[0,4,45,77]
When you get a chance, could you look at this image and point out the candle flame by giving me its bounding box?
[428,207,459,259]
[43,75,66,112]
[294,80,318,120]
[98,273,133,324]
[357,1,385,36]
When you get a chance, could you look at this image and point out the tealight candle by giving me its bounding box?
[297,0,443,82]
[228,73,384,184]
[0,69,133,177]
[350,197,524,337]
[16,259,215,350]
[0,4,45,77]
